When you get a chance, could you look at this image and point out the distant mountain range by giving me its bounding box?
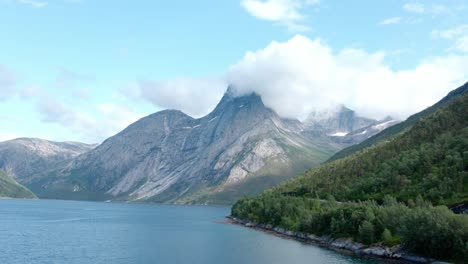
[0,138,96,182]
[303,105,399,146]
[0,88,396,203]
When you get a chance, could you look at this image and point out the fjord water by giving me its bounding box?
[0,200,382,264]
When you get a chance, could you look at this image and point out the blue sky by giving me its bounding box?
[0,0,467,143]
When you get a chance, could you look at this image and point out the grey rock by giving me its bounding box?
[362,246,391,257]
[30,89,344,203]
[0,138,96,183]
[400,254,429,263]
[303,105,400,146]
[6,88,399,204]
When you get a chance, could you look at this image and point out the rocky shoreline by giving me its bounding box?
[227,216,451,264]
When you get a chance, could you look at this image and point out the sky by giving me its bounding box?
[0,0,467,143]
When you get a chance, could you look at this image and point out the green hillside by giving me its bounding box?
[231,88,468,261]
[0,170,37,199]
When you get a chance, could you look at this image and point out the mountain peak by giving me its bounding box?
[215,86,264,112]
[222,86,259,100]
[225,85,237,98]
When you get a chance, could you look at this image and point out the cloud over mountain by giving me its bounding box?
[132,35,468,121]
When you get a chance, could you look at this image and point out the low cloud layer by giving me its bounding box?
[130,35,468,121]
[227,35,468,120]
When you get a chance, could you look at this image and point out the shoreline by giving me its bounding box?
[227,216,451,264]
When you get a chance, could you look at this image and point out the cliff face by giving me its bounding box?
[6,88,401,204]
[0,138,96,182]
[30,91,336,203]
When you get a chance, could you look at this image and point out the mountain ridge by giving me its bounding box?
[0,138,96,182]
[329,81,468,161]
[23,89,388,204]
[231,83,468,261]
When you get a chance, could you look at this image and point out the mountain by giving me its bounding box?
[329,82,468,161]
[231,84,468,261]
[302,105,399,146]
[0,138,97,183]
[29,89,339,204]
[0,170,36,199]
[258,87,468,206]
[304,105,377,134]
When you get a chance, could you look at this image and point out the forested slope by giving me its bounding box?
[232,89,468,261]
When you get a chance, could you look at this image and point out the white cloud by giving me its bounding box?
[432,24,468,53]
[0,65,18,100]
[403,2,425,13]
[241,0,319,31]
[17,0,48,7]
[403,2,453,15]
[95,102,145,137]
[19,86,93,134]
[226,35,468,120]
[432,25,468,39]
[123,35,467,121]
[130,77,228,118]
[20,86,144,143]
[378,17,402,25]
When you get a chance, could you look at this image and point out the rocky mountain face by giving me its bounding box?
[0,138,96,182]
[12,88,399,204]
[302,105,399,146]
[31,89,339,203]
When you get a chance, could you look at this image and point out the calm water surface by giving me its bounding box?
[0,199,384,264]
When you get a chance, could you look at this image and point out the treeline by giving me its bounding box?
[231,93,468,261]
[271,93,467,206]
[232,194,468,260]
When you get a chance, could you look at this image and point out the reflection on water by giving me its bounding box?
[0,199,383,264]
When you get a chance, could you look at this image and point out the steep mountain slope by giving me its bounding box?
[0,138,96,183]
[304,105,377,135]
[302,105,399,146]
[30,89,338,204]
[329,82,468,161]
[231,85,468,261]
[0,170,36,199]
[268,91,467,205]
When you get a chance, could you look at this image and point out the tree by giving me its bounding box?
[358,220,375,244]
[381,228,392,246]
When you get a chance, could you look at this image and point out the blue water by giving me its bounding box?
[0,199,384,264]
